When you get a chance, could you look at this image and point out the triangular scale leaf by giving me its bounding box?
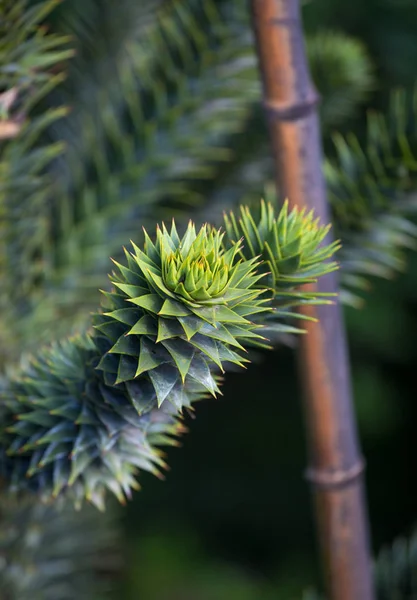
[159,298,191,318]
[145,268,177,299]
[102,308,138,326]
[74,403,97,425]
[113,282,149,298]
[276,252,302,274]
[53,460,71,497]
[49,401,80,422]
[116,355,137,383]
[97,408,125,437]
[125,380,157,415]
[178,315,204,339]
[188,334,223,371]
[226,324,268,342]
[142,229,161,264]
[97,352,119,374]
[18,411,55,428]
[94,320,126,341]
[166,384,192,411]
[68,450,97,486]
[135,337,169,377]
[71,426,98,457]
[199,323,245,350]
[213,305,252,324]
[36,422,77,446]
[128,314,157,336]
[109,335,140,356]
[187,355,220,397]
[111,260,138,285]
[157,318,184,342]
[38,442,70,467]
[234,303,271,317]
[161,339,195,382]
[128,294,163,314]
[217,345,248,368]
[148,366,180,407]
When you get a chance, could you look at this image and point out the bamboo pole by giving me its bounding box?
[250,2,375,598]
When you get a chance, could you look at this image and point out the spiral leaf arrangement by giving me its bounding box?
[94,222,268,404]
[0,202,338,508]
[0,336,187,509]
[223,199,340,340]
[223,199,340,290]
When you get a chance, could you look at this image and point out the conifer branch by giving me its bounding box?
[0,0,73,365]
[0,206,338,508]
[0,3,118,596]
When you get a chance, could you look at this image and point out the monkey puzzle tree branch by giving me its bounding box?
[250,1,375,598]
[0,205,338,509]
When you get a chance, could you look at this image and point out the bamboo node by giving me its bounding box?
[305,458,365,489]
[263,94,320,122]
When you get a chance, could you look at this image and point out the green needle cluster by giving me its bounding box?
[93,220,269,409]
[1,204,338,508]
[224,199,340,290]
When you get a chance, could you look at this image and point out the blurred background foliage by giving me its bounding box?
[2,0,417,597]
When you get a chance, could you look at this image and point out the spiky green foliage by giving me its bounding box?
[2,1,415,592]
[374,529,417,599]
[4,0,262,357]
[0,2,121,597]
[0,208,338,507]
[223,199,340,341]
[203,85,417,308]
[0,0,73,365]
[0,0,378,362]
[326,88,417,306]
[0,334,187,508]
[94,221,268,399]
[307,31,374,128]
[224,200,339,291]
[0,496,119,600]
[204,85,417,308]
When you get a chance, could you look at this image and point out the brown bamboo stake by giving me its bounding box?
[250,2,375,598]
